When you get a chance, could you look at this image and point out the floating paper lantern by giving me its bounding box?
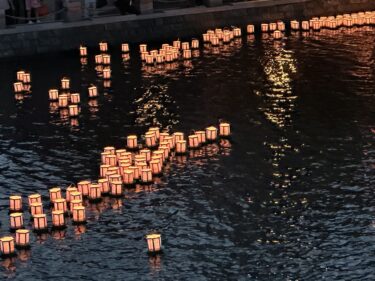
[98,178,110,194]
[103,67,111,79]
[140,168,153,184]
[343,18,353,27]
[129,166,140,180]
[72,206,86,223]
[89,183,102,201]
[110,181,123,196]
[180,42,189,50]
[28,193,41,206]
[127,135,138,150]
[104,155,117,166]
[327,20,337,29]
[49,89,59,100]
[312,20,320,31]
[140,44,147,53]
[301,21,309,30]
[202,33,210,42]
[290,20,300,30]
[80,46,87,56]
[9,196,22,212]
[188,135,200,149]
[66,186,78,202]
[69,199,82,211]
[95,54,103,64]
[122,43,130,53]
[173,40,181,49]
[69,105,79,117]
[49,187,62,203]
[277,21,285,31]
[70,191,82,202]
[156,54,164,64]
[206,126,218,141]
[109,174,122,184]
[77,180,90,197]
[10,212,24,230]
[53,198,67,213]
[247,24,255,34]
[146,233,162,253]
[194,131,206,145]
[191,39,199,49]
[145,54,154,65]
[261,23,269,32]
[17,70,25,81]
[52,210,66,228]
[176,140,187,154]
[219,122,231,137]
[211,36,219,46]
[61,77,70,90]
[122,169,134,185]
[99,42,108,52]
[269,23,277,31]
[183,49,192,59]
[140,149,152,162]
[150,160,162,175]
[22,72,31,83]
[30,203,43,216]
[273,30,282,39]
[33,214,48,231]
[173,132,184,142]
[88,85,98,98]
[14,82,23,93]
[58,94,69,108]
[233,27,241,37]
[0,237,15,256]
[102,54,111,65]
[15,229,30,248]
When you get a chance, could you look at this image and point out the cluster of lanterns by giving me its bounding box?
[202,27,242,46]
[2,122,231,256]
[13,71,32,101]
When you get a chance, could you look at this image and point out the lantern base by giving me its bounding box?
[126,146,139,152]
[88,197,102,203]
[175,151,187,156]
[206,139,217,143]
[146,144,159,150]
[8,209,23,214]
[33,228,49,233]
[219,134,232,139]
[15,244,30,250]
[147,249,163,256]
[140,180,154,185]
[72,220,87,225]
[9,227,23,233]
[1,252,17,258]
[124,183,135,189]
[109,193,123,198]
[52,225,67,230]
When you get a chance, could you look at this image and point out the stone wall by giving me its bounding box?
[0,0,374,58]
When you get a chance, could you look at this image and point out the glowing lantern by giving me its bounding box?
[202,33,210,42]
[247,24,255,34]
[290,20,300,30]
[69,199,82,211]
[110,181,123,196]
[149,127,160,139]
[70,191,82,202]
[61,77,70,90]
[219,122,231,137]
[183,49,192,59]
[139,44,147,53]
[277,21,285,31]
[273,30,282,39]
[102,54,111,65]
[129,166,140,180]
[22,72,31,83]
[88,85,98,98]
[191,39,199,49]
[33,214,48,231]
[103,67,111,79]
[165,52,173,62]
[50,210,65,228]
[156,54,164,64]
[260,23,268,33]
[150,160,162,175]
[10,212,24,230]
[109,174,122,184]
[312,20,320,31]
[99,42,108,52]
[30,203,43,216]
[145,54,154,65]
[17,70,25,81]
[98,178,110,194]
[141,168,153,184]
[0,237,15,256]
[53,198,67,213]
[115,149,127,159]
[211,36,219,46]
[66,186,78,202]
[77,180,90,197]
[140,149,152,162]
[343,18,353,27]
[95,54,103,64]
[122,43,130,53]
[14,82,23,93]
[173,40,181,49]
[104,155,117,166]
[49,187,62,203]
[188,135,200,149]
[159,133,169,143]
[28,193,41,206]
[69,105,79,117]
[127,135,138,150]
[9,196,22,212]
[173,132,184,142]
[233,27,241,37]
[301,21,309,30]
[176,140,187,154]
[165,136,175,149]
[89,183,102,201]
[123,170,134,185]
[146,233,162,253]
[58,94,69,108]
[70,93,80,104]
[49,89,59,100]
[80,46,87,56]
[72,206,86,223]
[327,20,337,29]
[206,126,218,141]
[15,229,30,248]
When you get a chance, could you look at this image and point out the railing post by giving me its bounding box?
[0,9,5,29]
[133,0,153,14]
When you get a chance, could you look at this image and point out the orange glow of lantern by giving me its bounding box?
[88,85,98,98]
[61,77,70,90]
[191,39,199,49]
[146,233,162,253]
[58,94,69,108]
[100,164,111,177]
[109,174,122,184]
[183,49,192,59]
[89,183,102,201]
[219,122,231,137]
[14,82,24,93]
[79,46,87,56]
[115,149,127,159]
[15,229,30,248]
[247,24,255,34]
[122,169,134,185]
[273,30,282,39]
[159,133,169,143]
[72,206,86,223]
[28,193,41,206]
[176,140,187,154]
[95,54,103,64]
[103,67,111,79]
[10,212,24,230]
[173,40,181,49]
[156,54,164,64]
[127,135,138,150]
[49,89,59,100]
[122,43,130,53]
[70,191,82,202]
[129,166,140,180]
[99,178,110,194]
[22,72,31,83]
[99,42,108,52]
[70,93,80,104]
[9,196,22,212]
[290,20,300,30]
[173,132,184,142]
[233,27,241,37]
[110,181,123,196]
[150,160,162,175]
[49,187,62,203]
[17,70,25,81]
[69,199,82,211]
[0,237,16,256]
[33,214,48,231]
[30,202,43,216]
[53,198,67,213]
[277,21,285,31]
[77,180,90,197]
[261,23,269,32]
[211,36,219,46]
[140,149,152,162]
[149,127,160,139]
[52,210,66,228]
[202,33,210,42]
[145,132,157,148]
[140,44,147,53]
[181,42,190,50]
[188,135,200,149]
[102,54,111,65]
[145,54,154,65]
[141,168,153,184]
[104,154,117,166]
[69,105,80,117]
[206,126,218,141]
[269,23,277,31]
[311,20,320,31]
[301,21,309,30]
[66,186,78,202]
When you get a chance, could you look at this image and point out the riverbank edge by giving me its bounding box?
[0,0,374,58]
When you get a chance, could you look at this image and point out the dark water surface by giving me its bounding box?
[0,27,374,280]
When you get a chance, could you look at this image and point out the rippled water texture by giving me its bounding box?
[0,27,374,280]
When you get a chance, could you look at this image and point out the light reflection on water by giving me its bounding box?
[0,26,374,280]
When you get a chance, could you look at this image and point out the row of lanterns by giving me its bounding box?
[202,26,242,46]
[2,122,231,256]
[13,70,32,93]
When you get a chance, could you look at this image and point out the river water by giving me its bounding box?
[0,27,374,280]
